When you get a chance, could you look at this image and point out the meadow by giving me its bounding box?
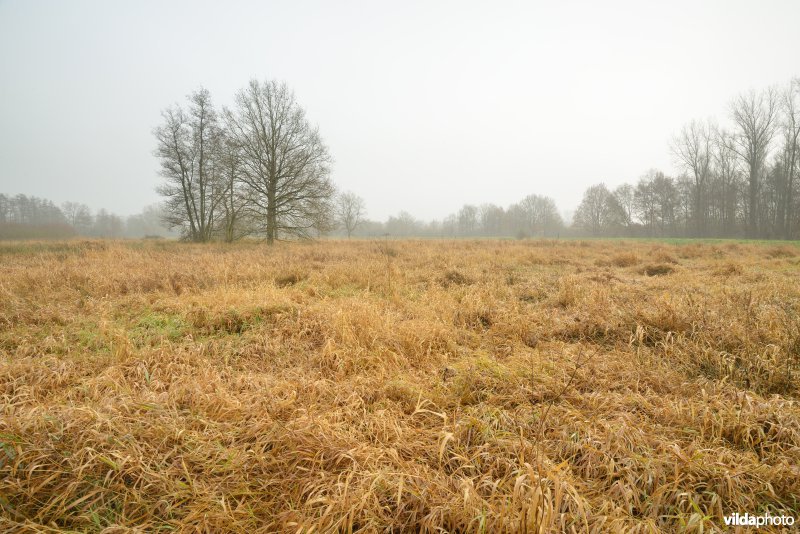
[1,238,799,532]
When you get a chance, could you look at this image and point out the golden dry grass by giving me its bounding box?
[1,238,799,532]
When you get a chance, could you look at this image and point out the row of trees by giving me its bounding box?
[0,194,67,226]
[8,78,797,242]
[573,79,800,238]
[440,195,563,237]
[0,194,75,239]
[155,80,345,244]
[0,194,176,239]
[327,194,562,239]
[154,77,798,241]
[0,189,367,241]
[153,82,569,241]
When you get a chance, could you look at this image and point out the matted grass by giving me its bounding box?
[1,239,799,532]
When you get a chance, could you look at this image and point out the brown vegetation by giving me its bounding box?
[1,239,799,532]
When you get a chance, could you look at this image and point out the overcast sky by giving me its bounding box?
[1,0,799,221]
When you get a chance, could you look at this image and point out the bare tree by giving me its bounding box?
[573,183,624,236]
[456,204,478,235]
[479,203,505,236]
[634,174,658,235]
[518,194,562,237]
[386,211,420,236]
[712,129,742,236]
[0,194,66,226]
[92,209,124,238]
[311,195,337,238]
[216,135,251,242]
[613,184,635,233]
[730,88,779,237]
[672,120,712,236]
[0,194,9,224]
[125,203,177,238]
[778,78,800,239]
[61,201,93,232]
[225,79,334,245]
[154,88,223,242]
[649,172,678,236]
[336,191,366,238]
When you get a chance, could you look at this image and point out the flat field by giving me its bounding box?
[1,239,799,532]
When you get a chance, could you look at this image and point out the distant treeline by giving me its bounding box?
[353,78,800,240]
[7,78,798,242]
[0,194,177,240]
[565,79,800,240]
[342,194,563,239]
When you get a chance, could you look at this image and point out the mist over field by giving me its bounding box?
[2,2,800,533]
[2,0,800,239]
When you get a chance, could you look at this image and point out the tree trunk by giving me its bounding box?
[749,162,758,238]
[695,179,702,238]
[786,145,797,240]
[267,179,277,245]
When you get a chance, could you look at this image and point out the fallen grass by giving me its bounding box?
[1,238,799,532]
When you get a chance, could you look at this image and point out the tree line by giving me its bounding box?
[153,79,569,241]
[572,78,800,239]
[351,195,564,238]
[154,77,799,241]
[5,77,798,242]
[0,194,176,240]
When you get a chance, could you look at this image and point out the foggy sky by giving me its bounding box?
[1,0,799,222]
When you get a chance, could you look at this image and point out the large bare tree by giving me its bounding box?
[225,80,334,244]
[730,88,779,237]
[154,88,223,242]
[336,191,366,238]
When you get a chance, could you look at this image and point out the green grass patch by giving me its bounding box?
[130,311,188,346]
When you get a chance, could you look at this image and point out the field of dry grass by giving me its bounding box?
[1,238,799,532]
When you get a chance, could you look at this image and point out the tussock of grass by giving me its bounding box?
[440,269,472,287]
[274,270,306,287]
[643,263,675,276]
[611,252,639,267]
[1,239,799,532]
[714,262,744,276]
[651,249,679,264]
[766,245,797,259]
